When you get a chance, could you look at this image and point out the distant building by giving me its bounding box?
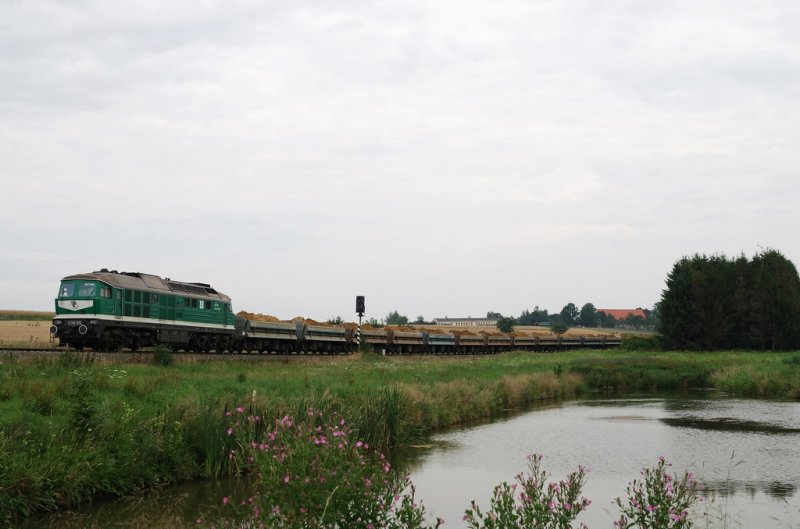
[596,309,647,321]
[432,317,498,327]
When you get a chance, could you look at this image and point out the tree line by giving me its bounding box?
[339,304,657,332]
[659,248,800,350]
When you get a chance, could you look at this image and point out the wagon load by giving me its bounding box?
[237,311,281,323]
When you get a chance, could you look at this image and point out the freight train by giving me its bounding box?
[50,270,621,353]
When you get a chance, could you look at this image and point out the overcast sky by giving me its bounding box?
[1,0,799,321]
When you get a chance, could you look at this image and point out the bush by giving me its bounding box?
[152,345,174,367]
[619,335,663,352]
[216,407,442,529]
[465,456,699,529]
[464,454,590,529]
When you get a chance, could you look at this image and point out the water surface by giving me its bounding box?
[398,396,800,528]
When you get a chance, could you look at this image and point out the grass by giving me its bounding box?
[1,348,799,523]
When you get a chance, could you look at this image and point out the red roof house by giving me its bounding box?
[597,309,647,321]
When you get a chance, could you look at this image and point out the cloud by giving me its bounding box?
[1,0,799,316]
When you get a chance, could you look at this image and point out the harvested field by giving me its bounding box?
[0,320,55,347]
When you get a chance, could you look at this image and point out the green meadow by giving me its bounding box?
[2,347,800,523]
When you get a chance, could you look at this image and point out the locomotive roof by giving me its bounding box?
[62,270,231,302]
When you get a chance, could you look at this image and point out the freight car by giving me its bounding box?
[51,270,622,353]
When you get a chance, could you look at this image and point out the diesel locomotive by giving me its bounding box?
[51,270,622,353]
[51,270,236,351]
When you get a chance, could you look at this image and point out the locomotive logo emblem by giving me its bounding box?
[71,300,78,308]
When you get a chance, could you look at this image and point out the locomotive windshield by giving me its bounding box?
[78,282,96,297]
[59,282,75,298]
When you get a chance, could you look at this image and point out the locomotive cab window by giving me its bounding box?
[100,287,111,298]
[78,283,96,297]
[59,283,75,298]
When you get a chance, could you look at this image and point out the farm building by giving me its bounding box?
[596,309,647,321]
[432,317,498,327]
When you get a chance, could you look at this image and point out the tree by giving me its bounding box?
[597,311,616,328]
[414,315,427,324]
[520,306,549,326]
[385,311,409,325]
[659,250,800,350]
[578,303,597,328]
[486,311,502,319]
[327,316,344,324]
[625,314,646,329]
[550,321,568,335]
[750,249,800,350]
[560,303,579,326]
[648,302,662,331]
[497,316,516,333]
[518,309,536,326]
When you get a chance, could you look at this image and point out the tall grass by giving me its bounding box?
[2,349,800,522]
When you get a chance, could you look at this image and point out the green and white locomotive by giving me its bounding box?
[51,269,235,351]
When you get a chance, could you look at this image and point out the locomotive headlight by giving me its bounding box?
[90,320,98,325]
[54,320,61,324]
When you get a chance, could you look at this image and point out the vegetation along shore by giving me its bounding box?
[3,344,800,524]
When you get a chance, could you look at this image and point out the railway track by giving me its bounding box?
[0,346,566,361]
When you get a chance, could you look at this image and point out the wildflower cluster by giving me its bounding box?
[614,456,698,529]
[220,407,440,529]
[463,454,591,529]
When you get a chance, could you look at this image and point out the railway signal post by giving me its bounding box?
[356,295,365,348]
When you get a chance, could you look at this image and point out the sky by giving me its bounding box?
[1,0,799,322]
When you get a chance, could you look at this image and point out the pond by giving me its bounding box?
[23,395,800,528]
[397,395,800,528]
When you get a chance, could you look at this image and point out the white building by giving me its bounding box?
[432,317,498,327]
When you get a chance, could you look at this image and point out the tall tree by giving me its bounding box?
[660,250,800,350]
[560,303,579,326]
[497,316,516,333]
[660,255,705,349]
[579,303,597,328]
[750,249,800,350]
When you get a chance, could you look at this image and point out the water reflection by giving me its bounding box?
[702,479,796,499]
[22,478,258,529]
[661,416,800,434]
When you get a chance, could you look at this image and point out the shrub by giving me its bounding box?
[463,454,590,529]
[462,456,699,529]
[217,407,442,529]
[614,457,698,529]
[152,345,174,367]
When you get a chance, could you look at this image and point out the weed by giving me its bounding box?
[152,345,174,367]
